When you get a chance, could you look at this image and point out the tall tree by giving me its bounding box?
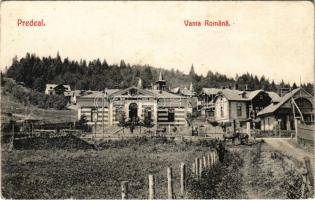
[189,64,196,77]
[142,67,153,89]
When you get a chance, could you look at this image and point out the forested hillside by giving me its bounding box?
[4,53,314,95]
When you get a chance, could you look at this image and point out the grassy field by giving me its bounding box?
[2,136,311,199]
[1,138,217,199]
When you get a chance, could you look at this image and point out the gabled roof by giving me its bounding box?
[109,86,154,97]
[201,88,222,96]
[246,90,264,100]
[266,91,281,103]
[171,86,195,97]
[257,88,306,116]
[77,87,185,100]
[214,89,281,103]
[45,84,71,91]
[79,89,119,98]
[217,89,249,101]
[180,88,195,96]
[171,87,180,94]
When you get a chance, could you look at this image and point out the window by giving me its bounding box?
[236,104,242,117]
[168,108,175,122]
[91,109,98,122]
[220,105,224,118]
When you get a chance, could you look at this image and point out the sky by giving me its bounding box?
[1,1,314,84]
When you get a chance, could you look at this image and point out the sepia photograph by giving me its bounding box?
[0,1,314,199]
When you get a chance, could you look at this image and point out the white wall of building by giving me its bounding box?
[214,96,229,122]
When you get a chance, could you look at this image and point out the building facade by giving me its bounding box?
[212,89,278,125]
[45,84,71,95]
[76,74,189,128]
[258,88,314,132]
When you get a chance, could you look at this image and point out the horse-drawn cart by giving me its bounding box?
[223,131,249,145]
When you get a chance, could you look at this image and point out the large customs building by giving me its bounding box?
[76,73,189,128]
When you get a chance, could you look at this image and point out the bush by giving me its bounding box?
[280,169,303,199]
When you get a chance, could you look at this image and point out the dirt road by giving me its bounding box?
[262,138,314,172]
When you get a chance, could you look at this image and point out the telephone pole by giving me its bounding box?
[102,89,105,138]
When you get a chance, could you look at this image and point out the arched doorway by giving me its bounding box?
[129,103,138,121]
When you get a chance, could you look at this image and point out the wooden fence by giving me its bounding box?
[119,150,219,199]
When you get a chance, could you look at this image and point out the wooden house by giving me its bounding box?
[257,87,314,132]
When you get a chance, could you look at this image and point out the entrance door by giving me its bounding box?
[129,103,138,121]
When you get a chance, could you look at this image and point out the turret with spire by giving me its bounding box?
[155,71,167,91]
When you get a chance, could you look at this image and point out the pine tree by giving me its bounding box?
[142,67,153,88]
[189,64,196,77]
[292,83,298,89]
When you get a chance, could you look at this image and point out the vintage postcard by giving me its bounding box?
[0,1,314,199]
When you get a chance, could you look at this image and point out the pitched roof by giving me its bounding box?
[109,87,154,97]
[150,90,185,99]
[171,87,180,93]
[214,89,281,103]
[245,90,264,100]
[45,84,71,91]
[257,88,301,116]
[267,91,281,102]
[79,89,119,98]
[218,89,249,101]
[201,88,222,96]
[171,86,195,96]
[180,88,195,96]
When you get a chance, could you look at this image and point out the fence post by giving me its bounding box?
[301,166,308,198]
[195,157,199,178]
[148,174,155,200]
[294,119,298,140]
[9,123,15,151]
[199,158,203,178]
[180,162,186,196]
[121,181,128,200]
[304,157,313,194]
[167,167,174,199]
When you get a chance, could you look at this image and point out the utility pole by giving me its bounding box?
[102,89,105,138]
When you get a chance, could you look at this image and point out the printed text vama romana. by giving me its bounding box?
[184,20,230,27]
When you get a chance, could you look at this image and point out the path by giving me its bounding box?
[262,138,314,173]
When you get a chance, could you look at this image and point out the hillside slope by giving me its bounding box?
[1,91,77,124]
